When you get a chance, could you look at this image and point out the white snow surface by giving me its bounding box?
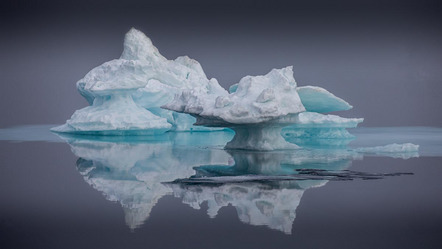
[55,28,226,133]
[54,28,363,145]
[164,66,306,124]
[77,28,225,99]
[163,66,364,150]
[52,94,171,134]
[230,84,353,114]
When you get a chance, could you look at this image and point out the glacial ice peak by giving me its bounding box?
[78,28,219,95]
[54,28,228,134]
[120,28,166,62]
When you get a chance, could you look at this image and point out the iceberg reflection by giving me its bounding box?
[61,132,231,229]
[167,149,413,234]
[58,131,415,233]
[166,149,359,234]
[169,181,305,234]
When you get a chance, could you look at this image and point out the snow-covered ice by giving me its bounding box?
[53,28,226,134]
[165,66,362,150]
[53,28,368,150]
[52,93,171,135]
[164,67,306,124]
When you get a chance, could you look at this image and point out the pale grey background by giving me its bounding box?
[1,1,441,127]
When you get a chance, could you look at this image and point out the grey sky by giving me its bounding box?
[1,2,441,127]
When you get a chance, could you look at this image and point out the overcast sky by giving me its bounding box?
[1,1,441,127]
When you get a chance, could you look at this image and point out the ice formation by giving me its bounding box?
[52,28,226,134]
[52,28,364,150]
[355,143,419,159]
[164,66,362,150]
[230,84,352,113]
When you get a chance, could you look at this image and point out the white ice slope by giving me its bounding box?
[54,28,226,134]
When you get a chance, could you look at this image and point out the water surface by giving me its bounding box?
[0,126,441,248]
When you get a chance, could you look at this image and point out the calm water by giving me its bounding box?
[0,126,441,249]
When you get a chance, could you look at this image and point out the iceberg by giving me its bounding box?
[164,67,362,150]
[53,28,226,134]
[53,28,364,150]
[164,67,306,150]
[165,67,305,124]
